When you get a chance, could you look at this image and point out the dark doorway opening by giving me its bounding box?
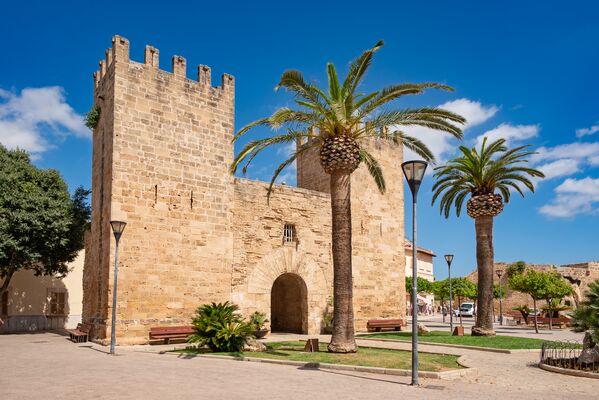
[270,273,308,333]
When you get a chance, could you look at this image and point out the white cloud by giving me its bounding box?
[576,123,599,138]
[539,177,599,218]
[275,160,297,185]
[529,142,599,183]
[0,86,89,157]
[276,141,296,157]
[536,158,581,180]
[402,98,498,163]
[441,98,499,129]
[531,142,599,164]
[475,123,539,147]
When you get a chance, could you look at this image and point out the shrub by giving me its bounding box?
[248,311,268,330]
[513,304,531,324]
[570,280,599,344]
[188,301,253,352]
[84,105,101,130]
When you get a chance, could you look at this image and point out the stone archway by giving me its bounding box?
[270,273,308,333]
[239,247,329,335]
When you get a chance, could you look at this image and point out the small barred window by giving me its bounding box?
[283,224,296,243]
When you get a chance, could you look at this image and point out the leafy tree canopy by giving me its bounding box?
[506,261,527,277]
[451,277,477,300]
[405,276,433,294]
[509,269,572,301]
[0,145,90,296]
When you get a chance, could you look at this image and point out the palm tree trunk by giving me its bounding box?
[327,170,357,353]
[472,215,496,336]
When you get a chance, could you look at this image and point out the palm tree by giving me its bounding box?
[231,40,465,352]
[432,138,544,336]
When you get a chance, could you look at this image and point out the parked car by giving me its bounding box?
[458,302,475,317]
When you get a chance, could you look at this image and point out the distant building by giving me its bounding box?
[405,241,436,314]
[0,251,84,333]
[466,261,599,316]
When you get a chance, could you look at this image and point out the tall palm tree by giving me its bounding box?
[432,138,544,336]
[231,40,465,352]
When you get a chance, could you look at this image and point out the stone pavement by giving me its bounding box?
[1,332,596,400]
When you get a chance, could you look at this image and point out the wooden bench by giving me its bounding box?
[366,319,405,332]
[531,316,571,328]
[67,323,92,343]
[149,326,194,344]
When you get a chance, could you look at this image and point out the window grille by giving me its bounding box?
[284,224,295,243]
[48,291,66,315]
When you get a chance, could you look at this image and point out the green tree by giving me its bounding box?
[570,280,599,344]
[405,276,433,294]
[542,276,572,330]
[0,145,90,300]
[432,138,544,336]
[506,261,527,277]
[509,269,571,333]
[231,41,465,352]
[432,280,450,322]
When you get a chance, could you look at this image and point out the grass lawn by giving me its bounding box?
[357,330,560,349]
[175,341,463,372]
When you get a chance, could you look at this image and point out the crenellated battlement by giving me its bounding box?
[93,35,234,92]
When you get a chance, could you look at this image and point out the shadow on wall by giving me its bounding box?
[1,271,73,333]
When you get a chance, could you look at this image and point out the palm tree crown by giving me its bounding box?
[231,40,466,195]
[432,137,545,218]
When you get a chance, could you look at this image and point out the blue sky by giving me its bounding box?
[1,1,598,279]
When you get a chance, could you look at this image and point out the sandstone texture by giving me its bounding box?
[83,36,406,344]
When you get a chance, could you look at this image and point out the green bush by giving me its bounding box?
[570,280,599,344]
[248,311,268,330]
[84,105,101,130]
[188,301,253,352]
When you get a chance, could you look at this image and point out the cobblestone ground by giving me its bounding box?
[1,332,596,400]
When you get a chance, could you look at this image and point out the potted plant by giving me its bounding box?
[249,311,269,338]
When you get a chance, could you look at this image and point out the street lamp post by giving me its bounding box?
[496,269,504,325]
[444,254,454,334]
[109,220,127,355]
[402,160,427,387]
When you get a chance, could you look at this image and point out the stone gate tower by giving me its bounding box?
[83,35,406,345]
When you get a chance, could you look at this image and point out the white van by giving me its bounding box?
[459,302,475,317]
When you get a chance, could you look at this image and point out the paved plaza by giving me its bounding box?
[1,328,596,400]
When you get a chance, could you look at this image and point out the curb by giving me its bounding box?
[356,337,540,354]
[539,362,599,380]
[162,351,477,380]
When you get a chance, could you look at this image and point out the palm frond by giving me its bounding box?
[431,138,544,218]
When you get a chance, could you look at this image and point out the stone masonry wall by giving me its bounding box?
[231,179,332,334]
[296,138,407,330]
[83,36,235,344]
[83,35,408,344]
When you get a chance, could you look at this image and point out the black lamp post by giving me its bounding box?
[444,254,454,333]
[402,160,427,386]
[496,269,504,325]
[109,220,126,355]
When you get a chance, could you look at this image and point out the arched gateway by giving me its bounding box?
[271,273,308,333]
[240,247,329,335]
